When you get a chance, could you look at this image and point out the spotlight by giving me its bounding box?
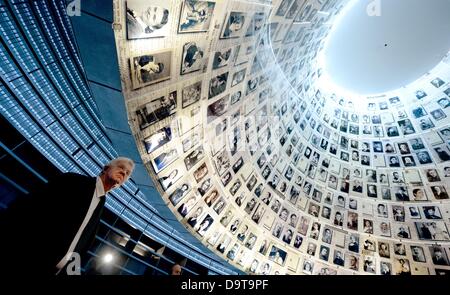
[103,253,114,264]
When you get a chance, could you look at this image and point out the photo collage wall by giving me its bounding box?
[114,0,450,275]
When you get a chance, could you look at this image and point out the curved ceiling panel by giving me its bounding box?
[113,0,450,275]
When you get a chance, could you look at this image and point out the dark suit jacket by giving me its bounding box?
[0,173,99,275]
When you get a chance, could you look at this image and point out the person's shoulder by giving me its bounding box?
[58,172,94,180]
[48,172,95,186]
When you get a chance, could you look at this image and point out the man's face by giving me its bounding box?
[291,215,297,224]
[415,190,424,198]
[105,161,133,188]
[171,264,182,275]
[230,18,243,32]
[142,6,165,27]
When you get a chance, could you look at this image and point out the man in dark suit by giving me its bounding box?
[432,248,449,266]
[0,157,134,275]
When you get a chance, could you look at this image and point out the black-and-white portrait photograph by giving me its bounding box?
[246,77,259,95]
[136,92,177,130]
[221,171,232,187]
[181,42,206,75]
[245,233,258,250]
[207,95,230,122]
[197,214,214,236]
[409,206,421,219]
[213,150,230,176]
[431,185,449,199]
[209,73,229,99]
[438,97,450,109]
[431,109,447,121]
[423,206,442,219]
[411,245,426,263]
[268,245,287,266]
[220,11,247,39]
[302,259,314,275]
[429,246,450,266]
[193,162,209,182]
[130,51,172,89]
[392,205,405,222]
[281,228,294,244]
[143,126,172,154]
[126,0,170,39]
[346,254,359,271]
[178,0,216,33]
[319,245,330,261]
[245,12,265,37]
[204,189,219,207]
[231,69,246,87]
[198,178,212,196]
[431,77,445,88]
[151,148,178,173]
[415,221,450,241]
[177,195,197,217]
[187,206,203,227]
[212,47,233,70]
[159,168,183,191]
[212,197,226,215]
[184,146,205,170]
[169,183,191,206]
[415,90,427,100]
[182,81,202,108]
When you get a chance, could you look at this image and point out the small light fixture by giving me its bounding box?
[103,253,114,264]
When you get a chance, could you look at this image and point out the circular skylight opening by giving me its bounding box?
[323,0,450,95]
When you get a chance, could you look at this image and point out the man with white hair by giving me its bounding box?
[0,157,134,275]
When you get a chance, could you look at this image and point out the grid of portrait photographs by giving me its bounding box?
[118,0,450,275]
